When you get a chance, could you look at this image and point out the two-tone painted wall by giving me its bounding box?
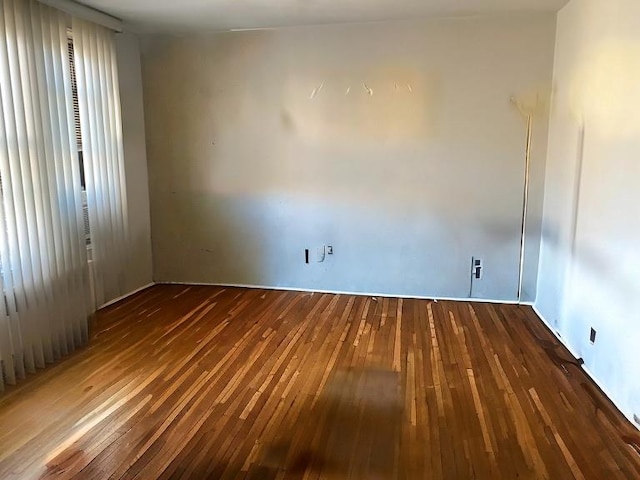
[140,15,556,302]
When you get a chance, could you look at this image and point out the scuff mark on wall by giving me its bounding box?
[284,66,439,143]
[309,82,324,99]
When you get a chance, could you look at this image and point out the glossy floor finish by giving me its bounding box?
[0,285,638,479]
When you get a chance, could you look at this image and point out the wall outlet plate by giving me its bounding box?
[472,257,483,280]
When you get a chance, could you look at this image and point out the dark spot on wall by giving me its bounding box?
[281,109,295,132]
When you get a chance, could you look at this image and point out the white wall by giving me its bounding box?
[536,0,640,428]
[115,33,154,294]
[141,15,556,301]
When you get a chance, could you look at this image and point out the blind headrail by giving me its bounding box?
[38,0,123,32]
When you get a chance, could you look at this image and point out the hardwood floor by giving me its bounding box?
[0,284,638,479]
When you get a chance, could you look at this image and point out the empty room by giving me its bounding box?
[0,0,639,478]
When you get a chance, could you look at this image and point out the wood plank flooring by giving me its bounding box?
[0,284,639,479]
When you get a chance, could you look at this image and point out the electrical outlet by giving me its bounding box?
[590,328,597,344]
[472,257,483,280]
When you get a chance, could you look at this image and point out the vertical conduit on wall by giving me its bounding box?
[511,94,543,303]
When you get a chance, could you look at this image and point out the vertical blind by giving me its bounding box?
[0,0,130,390]
[72,17,129,308]
[0,0,89,389]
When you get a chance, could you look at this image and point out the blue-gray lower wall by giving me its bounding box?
[141,15,556,302]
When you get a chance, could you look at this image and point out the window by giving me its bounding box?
[67,31,91,247]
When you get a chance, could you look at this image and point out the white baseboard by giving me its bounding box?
[158,280,532,306]
[531,303,640,431]
[99,282,156,309]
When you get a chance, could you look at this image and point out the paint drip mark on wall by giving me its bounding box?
[345,86,351,96]
[363,83,373,96]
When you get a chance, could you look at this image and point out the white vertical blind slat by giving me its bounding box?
[97,30,120,299]
[73,16,129,308]
[0,1,26,383]
[38,12,68,357]
[3,0,40,373]
[27,3,58,363]
[104,31,127,292]
[53,20,89,346]
[37,8,80,356]
[0,0,91,388]
[74,23,103,307]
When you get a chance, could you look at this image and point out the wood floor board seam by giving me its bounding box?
[0,285,637,479]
